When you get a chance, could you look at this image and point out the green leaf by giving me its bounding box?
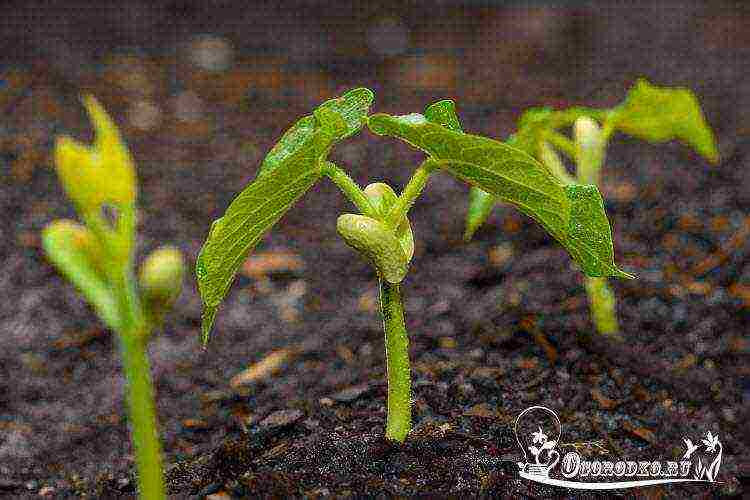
[564,185,633,279]
[612,78,719,163]
[196,88,374,344]
[463,187,495,241]
[42,220,121,331]
[424,99,463,133]
[368,113,631,278]
[423,99,492,242]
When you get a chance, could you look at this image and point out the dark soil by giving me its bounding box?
[1,2,748,498]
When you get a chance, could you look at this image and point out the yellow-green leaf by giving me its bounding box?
[42,220,120,331]
[612,79,719,163]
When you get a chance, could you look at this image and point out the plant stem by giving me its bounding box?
[112,267,165,499]
[573,123,621,341]
[583,276,621,340]
[379,279,411,442]
[322,162,378,219]
[386,160,436,228]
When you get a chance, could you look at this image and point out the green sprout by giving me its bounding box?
[42,97,184,500]
[195,88,632,443]
[463,79,718,339]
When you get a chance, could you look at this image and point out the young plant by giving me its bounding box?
[42,97,184,500]
[463,79,718,339]
[195,88,632,443]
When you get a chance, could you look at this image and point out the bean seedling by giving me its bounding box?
[195,88,632,443]
[463,79,718,339]
[42,97,184,499]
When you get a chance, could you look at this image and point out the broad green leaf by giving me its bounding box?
[611,79,719,163]
[423,99,493,242]
[564,185,633,279]
[368,113,631,278]
[258,88,374,177]
[363,182,414,261]
[196,88,374,343]
[337,214,409,284]
[42,220,121,331]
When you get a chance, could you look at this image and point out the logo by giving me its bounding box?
[514,405,723,490]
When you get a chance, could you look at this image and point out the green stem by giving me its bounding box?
[322,162,378,219]
[583,276,621,340]
[386,160,436,228]
[379,279,411,442]
[109,235,165,499]
[545,131,577,161]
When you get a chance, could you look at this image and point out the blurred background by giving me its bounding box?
[0,0,748,494]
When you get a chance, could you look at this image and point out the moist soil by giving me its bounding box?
[0,2,748,498]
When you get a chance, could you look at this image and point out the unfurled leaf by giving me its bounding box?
[42,220,120,331]
[368,113,630,278]
[612,79,719,163]
[196,89,374,343]
[422,100,493,242]
[565,185,633,279]
[337,214,409,284]
[258,88,374,178]
[363,183,414,261]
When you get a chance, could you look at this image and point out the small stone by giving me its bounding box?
[330,384,369,403]
[38,486,55,496]
[259,409,304,430]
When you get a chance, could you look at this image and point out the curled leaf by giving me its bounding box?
[612,78,719,163]
[42,220,120,331]
[337,214,409,284]
[55,96,136,215]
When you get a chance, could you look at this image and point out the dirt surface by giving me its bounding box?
[0,2,748,498]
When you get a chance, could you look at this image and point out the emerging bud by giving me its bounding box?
[337,214,409,284]
[573,116,605,186]
[363,182,415,262]
[139,246,185,317]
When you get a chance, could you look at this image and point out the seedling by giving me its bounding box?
[195,88,632,443]
[463,79,718,339]
[42,97,184,499]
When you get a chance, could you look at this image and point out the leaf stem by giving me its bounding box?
[545,131,577,160]
[322,162,378,218]
[107,210,165,500]
[379,279,411,442]
[386,160,437,228]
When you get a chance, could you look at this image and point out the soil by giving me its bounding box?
[0,2,748,498]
